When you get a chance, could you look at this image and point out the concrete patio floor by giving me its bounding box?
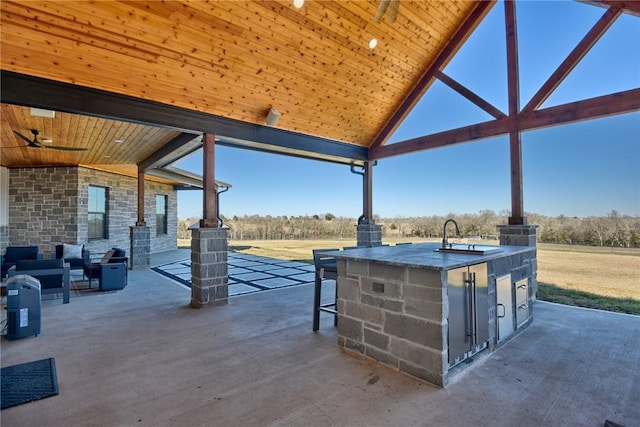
[1,250,638,426]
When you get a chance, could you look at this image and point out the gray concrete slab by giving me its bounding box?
[1,250,638,427]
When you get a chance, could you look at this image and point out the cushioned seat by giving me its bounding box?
[83,248,128,290]
[55,244,89,277]
[1,246,42,278]
[14,258,69,304]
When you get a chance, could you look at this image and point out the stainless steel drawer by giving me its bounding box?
[515,279,528,327]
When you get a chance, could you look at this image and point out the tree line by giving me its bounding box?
[178,210,639,248]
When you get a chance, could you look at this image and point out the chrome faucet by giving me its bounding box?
[442,218,462,248]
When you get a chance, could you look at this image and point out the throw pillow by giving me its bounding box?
[62,243,83,259]
[100,249,116,264]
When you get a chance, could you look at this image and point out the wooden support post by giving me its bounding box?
[136,170,146,226]
[508,131,525,225]
[505,0,525,225]
[363,161,373,222]
[200,133,218,228]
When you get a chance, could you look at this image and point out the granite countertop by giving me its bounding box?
[326,242,535,271]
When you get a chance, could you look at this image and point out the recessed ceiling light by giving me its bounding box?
[42,138,53,144]
[114,139,124,144]
[369,38,378,49]
[103,155,111,158]
[293,0,304,9]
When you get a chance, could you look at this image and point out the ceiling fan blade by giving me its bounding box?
[374,0,390,23]
[43,145,88,151]
[13,130,40,147]
[387,0,399,23]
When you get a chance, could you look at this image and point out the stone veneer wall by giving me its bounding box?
[336,258,448,386]
[8,167,81,254]
[7,167,177,257]
[0,225,8,255]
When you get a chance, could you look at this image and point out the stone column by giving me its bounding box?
[497,224,538,247]
[497,223,538,301]
[356,222,383,247]
[190,227,228,308]
[129,226,150,269]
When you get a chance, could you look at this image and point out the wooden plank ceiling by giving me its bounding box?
[0,0,489,181]
[0,104,189,183]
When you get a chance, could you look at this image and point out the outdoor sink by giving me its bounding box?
[435,244,503,255]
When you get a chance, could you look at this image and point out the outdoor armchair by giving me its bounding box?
[1,246,43,278]
[83,248,129,290]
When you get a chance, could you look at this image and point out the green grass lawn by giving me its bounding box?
[536,283,640,315]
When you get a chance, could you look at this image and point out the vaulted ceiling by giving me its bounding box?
[1,0,638,186]
[0,0,491,181]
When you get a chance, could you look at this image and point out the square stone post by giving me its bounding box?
[497,223,539,301]
[356,222,383,247]
[129,226,150,269]
[190,227,228,308]
[497,224,538,247]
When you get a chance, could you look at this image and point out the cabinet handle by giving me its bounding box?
[517,284,527,289]
[497,303,506,318]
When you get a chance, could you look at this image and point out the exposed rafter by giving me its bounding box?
[370,88,640,160]
[580,0,640,16]
[522,5,622,112]
[371,1,639,162]
[435,71,506,119]
[369,1,496,149]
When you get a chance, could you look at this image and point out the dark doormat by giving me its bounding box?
[1,358,59,410]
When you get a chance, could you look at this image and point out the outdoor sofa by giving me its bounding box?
[9,258,70,304]
[54,243,90,278]
[1,246,43,278]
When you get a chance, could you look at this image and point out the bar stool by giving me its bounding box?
[312,248,339,332]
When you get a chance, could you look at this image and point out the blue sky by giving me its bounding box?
[175,0,639,220]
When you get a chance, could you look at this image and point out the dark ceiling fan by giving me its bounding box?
[8,129,87,151]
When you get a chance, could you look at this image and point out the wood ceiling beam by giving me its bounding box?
[370,88,640,160]
[435,71,506,119]
[138,132,201,171]
[579,1,640,16]
[522,5,622,113]
[0,71,368,165]
[369,0,496,149]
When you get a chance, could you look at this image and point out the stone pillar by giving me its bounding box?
[356,222,383,247]
[497,224,538,247]
[129,226,150,269]
[497,223,538,300]
[190,227,228,308]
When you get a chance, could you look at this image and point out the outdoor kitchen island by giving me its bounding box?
[328,242,537,387]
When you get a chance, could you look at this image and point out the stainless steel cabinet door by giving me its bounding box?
[447,266,470,364]
[470,263,489,348]
[447,263,489,365]
[496,274,514,342]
